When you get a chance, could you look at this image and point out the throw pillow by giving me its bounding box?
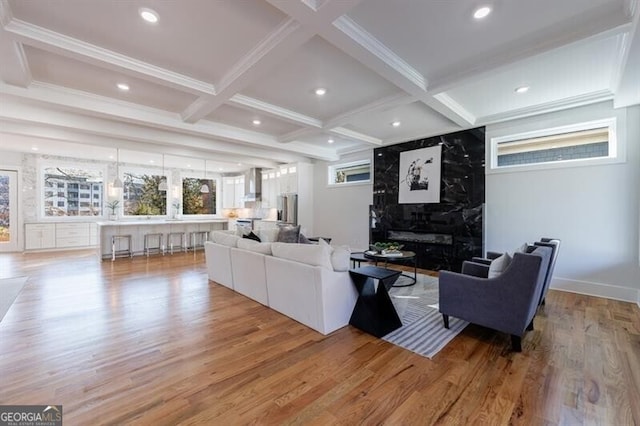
[330,245,351,272]
[235,224,252,237]
[488,252,512,278]
[257,228,279,243]
[237,238,272,255]
[298,233,313,244]
[276,224,301,243]
[515,242,530,253]
[242,231,261,242]
[270,242,333,270]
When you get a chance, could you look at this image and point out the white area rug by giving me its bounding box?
[384,273,468,359]
[0,276,28,322]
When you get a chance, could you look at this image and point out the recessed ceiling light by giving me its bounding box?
[186,164,191,168]
[328,139,334,144]
[237,163,242,166]
[473,6,491,19]
[117,83,129,91]
[392,121,401,127]
[109,155,114,160]
[515,86,530,94]
[149,160,155,164]
[315,88,327,96]
[252,119,261,125]
[31,147,39,151]
[139,8,159,24]
[218,167,224,171]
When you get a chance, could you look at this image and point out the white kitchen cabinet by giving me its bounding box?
[24,224,56,250]
[222,176,245,208]
[278,164,298,193]
[56,223,91,248]
[261,169,278,208]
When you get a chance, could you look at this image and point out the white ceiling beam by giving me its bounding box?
[2,17,215,95]
[181,19,314,123]
[229,94,322,128]
[329,127,382,145]
[0,0,30,87]
[278,127,321,143]
[0,82,338,161]
[613,1,640,107]
[0,121,282,169]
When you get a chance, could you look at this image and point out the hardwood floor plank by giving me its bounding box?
[0,250,638,425]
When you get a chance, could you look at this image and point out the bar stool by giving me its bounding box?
[144,233,164,256]
[190,230,209,252]
[111,234,133,261]
[167,232,187,254]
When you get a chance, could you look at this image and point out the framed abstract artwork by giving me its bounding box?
[398,145,442,204]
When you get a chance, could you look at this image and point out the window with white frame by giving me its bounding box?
[121,168,167,216]
[180,176,217,215]
[41,163,105,217]
[328,159,371,185]
[490,118,618,171]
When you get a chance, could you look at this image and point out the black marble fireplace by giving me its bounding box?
[371,127,485,272]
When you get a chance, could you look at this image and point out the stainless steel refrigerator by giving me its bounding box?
[277,193,298,225]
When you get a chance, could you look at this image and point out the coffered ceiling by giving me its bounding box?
[0,0,638,169]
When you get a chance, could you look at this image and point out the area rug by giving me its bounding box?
[0,276,28,322]
[383,273,468,359]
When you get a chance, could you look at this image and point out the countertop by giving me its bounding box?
[96,218,229,226]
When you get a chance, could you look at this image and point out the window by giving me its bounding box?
[328,159,371,185]
[42,164,104,217]
[122,170,167,216]
[490,118,618,171]
[181,177,216,215]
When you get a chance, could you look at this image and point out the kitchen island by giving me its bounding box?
[96,219,228,260]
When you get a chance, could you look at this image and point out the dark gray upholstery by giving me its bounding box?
[533,238,560,305]
[439,246,552,351]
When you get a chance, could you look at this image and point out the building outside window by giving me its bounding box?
[122,171,167,216]
[42,165,104,217]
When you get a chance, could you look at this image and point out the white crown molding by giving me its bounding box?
[3,18,216,95]
[230,94,322,128]
[329,127,382,145]
[0,0,12,27]
[332,16,426,91]
[478,90,614,125]
[614,0,640,107]
[432,93,477,125]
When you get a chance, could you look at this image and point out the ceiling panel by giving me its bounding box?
[348,0,628,80]
[344,102,457,142]
[242,36,401,120]
[444,35,620,119]
[295,133,363,152]
[25,46,198,112]
[205,104,303,136]
[9,0,287,83]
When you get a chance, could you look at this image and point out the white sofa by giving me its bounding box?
[204,231,358,335]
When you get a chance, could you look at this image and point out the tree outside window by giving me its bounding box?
[122,172,167,216]
[182,178,216,215]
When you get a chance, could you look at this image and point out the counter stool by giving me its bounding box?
[111,234,133,261]
[190,230,209,252]
[144,233,164,256]
[167,232,187,254]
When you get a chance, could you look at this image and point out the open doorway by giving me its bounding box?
[0,170,19,252]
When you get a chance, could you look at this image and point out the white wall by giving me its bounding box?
[313,151,372,250]
[486,102,640,303]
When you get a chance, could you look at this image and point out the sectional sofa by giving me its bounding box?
[204,231,358,335]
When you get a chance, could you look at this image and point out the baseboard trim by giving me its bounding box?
[551,278,639,305]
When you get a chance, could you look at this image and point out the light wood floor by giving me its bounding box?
[0,250,638,425]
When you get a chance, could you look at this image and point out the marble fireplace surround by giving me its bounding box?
[371,127,485,272]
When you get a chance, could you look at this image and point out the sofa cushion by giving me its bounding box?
[237,238,272,255]
[212,231,240,248]
[257,228,280,243]
[271,242,332,270]
[277,224,301,243]
[318,238,350,272]
[488,252,512,278]
[242,231,261,242]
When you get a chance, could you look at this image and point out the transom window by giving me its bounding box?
[490,118,618,171]
[328,159,371,186]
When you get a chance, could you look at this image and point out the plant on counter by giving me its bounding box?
[106,200,120,214]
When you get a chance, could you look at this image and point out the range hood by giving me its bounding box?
[243,168,262,202]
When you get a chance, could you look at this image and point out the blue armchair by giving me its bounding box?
[438,245,552,351]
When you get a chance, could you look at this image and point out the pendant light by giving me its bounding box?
[200,159,209,193]
[112,148,123,188]
[158,154,168,191]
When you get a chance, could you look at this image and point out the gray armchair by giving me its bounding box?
[534,238,560,306]
[439,245,552,352]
